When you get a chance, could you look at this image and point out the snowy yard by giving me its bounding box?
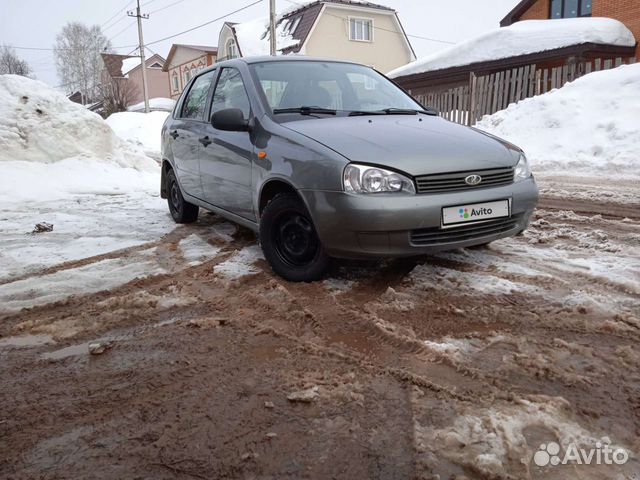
[1,70,639,478]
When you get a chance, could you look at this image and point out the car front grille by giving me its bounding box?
[410,214,523,246]
[415,167,514,194]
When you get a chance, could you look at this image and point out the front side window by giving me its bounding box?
[349,18,372,41]
[181,70,215,120]
[551,0,592,19]
[251,61,422,116]
[211,68,251,120]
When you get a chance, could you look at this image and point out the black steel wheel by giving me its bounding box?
[166,169,199,223]
[260,193,329,282]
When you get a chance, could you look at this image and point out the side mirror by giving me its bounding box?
[211,108,248,132]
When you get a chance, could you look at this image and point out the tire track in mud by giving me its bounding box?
[3,194,640,478]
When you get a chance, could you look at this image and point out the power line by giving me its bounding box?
[101,0,134,29]
[142,0,264,47]
[149,0,189,15]
[9,0,265,53]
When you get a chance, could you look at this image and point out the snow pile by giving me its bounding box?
[127,97,175,112]
[0,74,155,170]
[476,64,640,177]
[389,18,635,77]
[105,110,169,157]
[234,16,300,56]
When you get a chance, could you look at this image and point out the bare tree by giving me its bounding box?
[0,45,32,76]
[54,22,111,104]
[101,77,139,117]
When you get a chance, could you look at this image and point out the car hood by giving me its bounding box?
[282,115,517,176]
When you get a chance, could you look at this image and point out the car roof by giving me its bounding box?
[201,55,365,74]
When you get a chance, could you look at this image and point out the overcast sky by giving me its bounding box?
[0,0,521,88]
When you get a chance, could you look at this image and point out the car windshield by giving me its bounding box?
[251,61,424,116]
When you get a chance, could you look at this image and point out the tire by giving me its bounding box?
[259,193,330,282]
[166,169,199,223]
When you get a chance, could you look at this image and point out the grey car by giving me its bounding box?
[161,56,538,282]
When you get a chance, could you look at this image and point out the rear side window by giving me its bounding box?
[211,68,251,120]
[181,70,215,120]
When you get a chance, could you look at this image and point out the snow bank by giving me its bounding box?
[389,18,635,77]
[127,97,175,112]
[476,64,640,177]
[0,74,155,170]
[105,110,169,157]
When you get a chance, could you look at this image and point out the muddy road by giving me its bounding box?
[1,176,639,479]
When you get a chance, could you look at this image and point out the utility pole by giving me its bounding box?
[128,0,150,113]
[269,0,277,55]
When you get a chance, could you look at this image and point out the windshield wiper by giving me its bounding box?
[273,106,337,115]
[349,108,438,116]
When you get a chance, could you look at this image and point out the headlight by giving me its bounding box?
[514,153,531,181]
[343,164,415,194]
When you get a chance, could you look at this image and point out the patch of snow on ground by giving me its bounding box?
[105,110,169,159]
[389,18,634,77]
[213,245,264,279]
[476,64,640,178]
[410,264,541,295]
[323,278,355,294]
[415,395,637,477]
[178,234,221,266]
[0,248,165,313]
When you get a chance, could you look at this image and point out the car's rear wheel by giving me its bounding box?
[166,169,199,223]
[260,193,330,282]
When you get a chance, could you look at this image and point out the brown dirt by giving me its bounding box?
[1,179,640,479]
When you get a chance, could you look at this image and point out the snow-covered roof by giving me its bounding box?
[389,18,636,78]
[233,16,300,57]
[121,57,142,76]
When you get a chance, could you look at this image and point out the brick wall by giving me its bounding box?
[517,0,640,57]
[520,0,549,20]
[593,0,640,57]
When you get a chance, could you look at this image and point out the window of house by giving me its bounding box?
[181,70,215,120]
[349,18,373,42]
[184,68,192,84]
[551,0,592,19]
[226,38,238,59]
[149,62,163,69]
[211,68,250,120]
[172,73,179,92]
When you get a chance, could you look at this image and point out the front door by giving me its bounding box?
[199,67,255,221]
[170,70,216,200]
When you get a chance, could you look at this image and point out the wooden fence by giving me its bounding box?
[412,57,636,126]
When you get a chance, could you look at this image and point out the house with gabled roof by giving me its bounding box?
[101,52,170,108]
[163,44,218,99]
[217,0,415,73]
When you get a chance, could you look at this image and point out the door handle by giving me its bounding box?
[169,130,179,139]
[199,136,212,147]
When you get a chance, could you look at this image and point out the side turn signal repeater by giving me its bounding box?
[258,151,268,159]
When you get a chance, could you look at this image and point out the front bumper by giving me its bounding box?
[299,176,539,258]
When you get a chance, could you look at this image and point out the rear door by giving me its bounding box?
[199,67,255,221]
[169,70,216,200]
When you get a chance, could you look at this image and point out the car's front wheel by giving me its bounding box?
[166,169,199,223]
[260,193,330,282]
